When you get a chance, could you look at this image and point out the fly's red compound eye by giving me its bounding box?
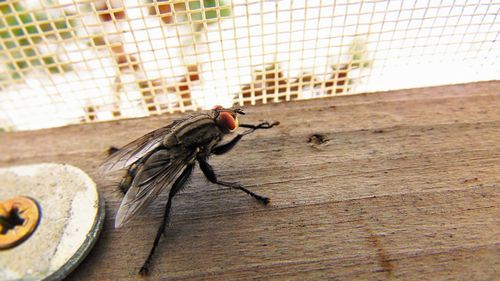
[219,112,238,131]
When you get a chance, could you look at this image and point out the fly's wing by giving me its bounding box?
[99,118,187,174]
[114,147,196,228]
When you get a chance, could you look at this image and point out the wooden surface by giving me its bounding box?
[1,81,499,280]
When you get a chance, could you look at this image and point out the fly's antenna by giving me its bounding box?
[234,107,245,115]
[212,105,245,116]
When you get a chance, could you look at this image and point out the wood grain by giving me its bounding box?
[0,81,499,280]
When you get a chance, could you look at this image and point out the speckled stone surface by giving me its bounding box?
[0,164,104,281]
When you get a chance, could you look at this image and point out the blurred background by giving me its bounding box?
[0,0,498,131]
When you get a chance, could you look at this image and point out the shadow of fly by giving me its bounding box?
[99,106,279,275]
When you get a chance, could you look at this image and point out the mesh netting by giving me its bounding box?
[0,0,498,131]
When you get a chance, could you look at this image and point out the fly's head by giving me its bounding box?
[212,105,245,133]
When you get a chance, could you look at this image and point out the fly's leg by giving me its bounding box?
[139,163,194,276]
[107,145,135,195]
[239,121,279,136]
[212,121,279,155]
[212,134,243,155]
[118,163,139,195]
[197,157,270,204]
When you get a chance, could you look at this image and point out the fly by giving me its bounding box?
[99,106,279,275]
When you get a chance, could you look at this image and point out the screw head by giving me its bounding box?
[0,196,40,250]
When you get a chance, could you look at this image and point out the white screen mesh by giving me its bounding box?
[0,0,498,131]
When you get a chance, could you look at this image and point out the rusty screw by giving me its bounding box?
[0,196,40,250]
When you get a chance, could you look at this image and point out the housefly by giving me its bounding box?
[99,106,279,275]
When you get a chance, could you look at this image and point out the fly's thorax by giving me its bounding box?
[168,114,224,148]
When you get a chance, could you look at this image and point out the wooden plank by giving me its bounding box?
[0,81,499,280]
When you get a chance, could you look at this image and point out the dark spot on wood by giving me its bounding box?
[107,146,120,156]
[461,177,479,184]
[367,234,395,277]
[372,129,384,133]
[307,134,330,146]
